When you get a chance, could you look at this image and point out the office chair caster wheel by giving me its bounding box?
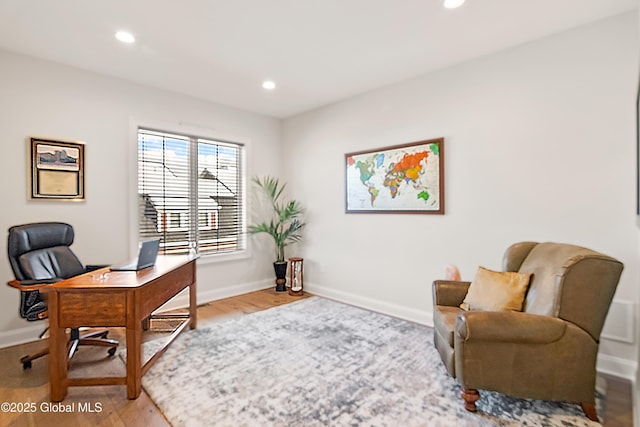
[22,360,32,370]
[108,347,117,357]
[99,331,109,339]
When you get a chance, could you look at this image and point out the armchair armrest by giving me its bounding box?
[455,311,567,344]
[432,280,471,307]
[7,278,61,291]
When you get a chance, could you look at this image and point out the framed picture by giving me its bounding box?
[345,138,444,214]
[30,137,85,200]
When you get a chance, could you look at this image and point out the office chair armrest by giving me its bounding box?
[7,278,61,291]
[85,264,109,272]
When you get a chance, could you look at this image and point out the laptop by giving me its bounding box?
[110,239,160,271]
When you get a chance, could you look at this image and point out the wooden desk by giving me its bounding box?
[48,255,197,402]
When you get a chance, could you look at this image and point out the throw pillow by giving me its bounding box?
[460,266,532,312]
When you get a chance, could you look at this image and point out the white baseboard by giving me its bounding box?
[304,282,433,327]
[0,279,273,349]
[0,323,49,349]
[596,353,637,381]
[156,279,273,312]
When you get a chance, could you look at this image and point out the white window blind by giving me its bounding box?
[138,128,244,255]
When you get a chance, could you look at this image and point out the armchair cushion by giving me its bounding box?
[455,311,566,344]
[460,267,531,312]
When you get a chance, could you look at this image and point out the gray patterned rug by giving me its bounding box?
[140,297,604,426]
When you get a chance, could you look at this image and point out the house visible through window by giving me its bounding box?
[137,128,245,255]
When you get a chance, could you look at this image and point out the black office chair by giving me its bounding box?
[7,222,118,369]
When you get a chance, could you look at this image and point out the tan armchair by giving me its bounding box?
[432,242,623,421]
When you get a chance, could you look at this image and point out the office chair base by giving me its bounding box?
[20,347,49,369]
[20,330,119,370]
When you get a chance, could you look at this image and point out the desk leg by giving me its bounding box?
[126,289,142,400]
[126,320,142,399]
[49,293,68,402]
[189,278,197,330]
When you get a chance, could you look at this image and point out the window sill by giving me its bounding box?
[196,249,250,265]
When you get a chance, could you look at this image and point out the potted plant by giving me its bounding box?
[248,176,305,292]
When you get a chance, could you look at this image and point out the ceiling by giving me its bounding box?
[0,1,636,118]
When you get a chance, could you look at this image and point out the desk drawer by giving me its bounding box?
[57,290,127,327]
[140,261,194,317]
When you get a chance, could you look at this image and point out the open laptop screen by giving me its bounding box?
[110,239,160,271]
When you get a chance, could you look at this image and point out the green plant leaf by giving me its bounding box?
[248,176,305,262]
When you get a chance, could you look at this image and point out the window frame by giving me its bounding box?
[129,121,249,262]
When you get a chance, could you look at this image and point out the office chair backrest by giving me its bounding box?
[8,222,86,320]
[8,222,85,281]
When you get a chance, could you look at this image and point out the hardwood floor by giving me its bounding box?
[0,289,633,426]
[600,373,635,427]
[0,289,308,427]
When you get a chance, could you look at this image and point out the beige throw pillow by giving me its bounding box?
[460,267,532,312]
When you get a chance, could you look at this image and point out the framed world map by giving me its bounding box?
[345,138,444,214]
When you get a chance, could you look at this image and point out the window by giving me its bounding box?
[137,128,244,256]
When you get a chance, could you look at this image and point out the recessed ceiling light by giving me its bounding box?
[444,0,465,9]
[115,31,135,44]
[262,80,276,90]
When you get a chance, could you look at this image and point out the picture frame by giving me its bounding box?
[30,137,85,200]
[345,138,444,214]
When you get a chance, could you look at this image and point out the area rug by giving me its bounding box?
[140,297,604,427]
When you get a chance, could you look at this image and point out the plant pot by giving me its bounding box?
[273,261,287,292]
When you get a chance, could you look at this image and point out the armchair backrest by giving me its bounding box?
[8,222,85,281]
[502,242,623,342]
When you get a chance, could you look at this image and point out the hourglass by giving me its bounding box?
[288,258,304,296]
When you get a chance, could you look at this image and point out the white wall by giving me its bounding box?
[0,8,637,390]
[635,4,640,427]
[283,12,639,379]
[0,50,281,346]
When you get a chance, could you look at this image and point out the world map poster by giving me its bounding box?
[345,138,444,214]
